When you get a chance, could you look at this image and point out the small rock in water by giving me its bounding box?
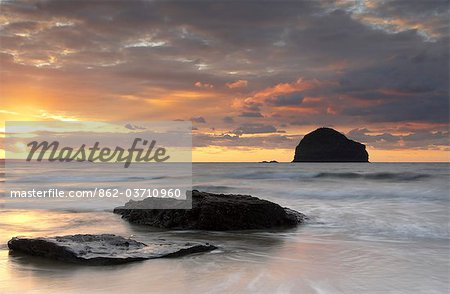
[8,234,217,265]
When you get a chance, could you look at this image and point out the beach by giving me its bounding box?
[1,163,448,293]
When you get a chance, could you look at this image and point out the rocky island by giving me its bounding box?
[293,127,369,162]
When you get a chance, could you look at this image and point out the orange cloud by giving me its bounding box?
[250,78,321,101]
[194,81,214,88]
[226,80,248,89]
[236,78,330,113]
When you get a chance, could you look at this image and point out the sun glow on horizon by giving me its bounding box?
[0,0,448,163]
[0,112,449,162]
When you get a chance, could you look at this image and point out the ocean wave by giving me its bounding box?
[224,171,317,180]
[313,172,431,181]
[193,185,233,192]
[225,171,431,182]
[7,175,167,183]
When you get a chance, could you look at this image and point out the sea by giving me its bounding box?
[0,162,449,293]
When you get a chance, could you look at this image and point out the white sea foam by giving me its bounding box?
[0,163,448,293]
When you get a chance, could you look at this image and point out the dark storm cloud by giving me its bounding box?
[193,133,300,149]
[239,112,263,118]
[320,0,448,40]
[232,124,278,135]
[0,0,448,151]
[342,92,449,123]
[348,128,449,150]
[266,92,304,107]
[242,101,262,112]
[347,128,400,144]
[191,116,206,123]
[223,116,234,124]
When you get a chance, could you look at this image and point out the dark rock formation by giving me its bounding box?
[8,234,216,265]
[293,127,369,162]
[260,160,278,163]
[114,190,306,230]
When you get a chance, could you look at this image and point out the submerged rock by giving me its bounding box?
[114,190,306,230]
[293,127,369,162]
[8,234,216,265]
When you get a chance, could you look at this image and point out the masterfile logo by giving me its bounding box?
[26,138,170,168]
[3,121,192,210]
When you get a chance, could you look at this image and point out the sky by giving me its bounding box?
[0,0,449,162]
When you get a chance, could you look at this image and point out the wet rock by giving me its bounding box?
[114,190,306,230]
[8,234,216,265]
[293,127,369,162]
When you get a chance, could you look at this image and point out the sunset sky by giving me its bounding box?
[0,0,449,162]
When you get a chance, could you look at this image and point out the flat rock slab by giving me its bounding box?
[8,234,217,265]
[114,190,306,230]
